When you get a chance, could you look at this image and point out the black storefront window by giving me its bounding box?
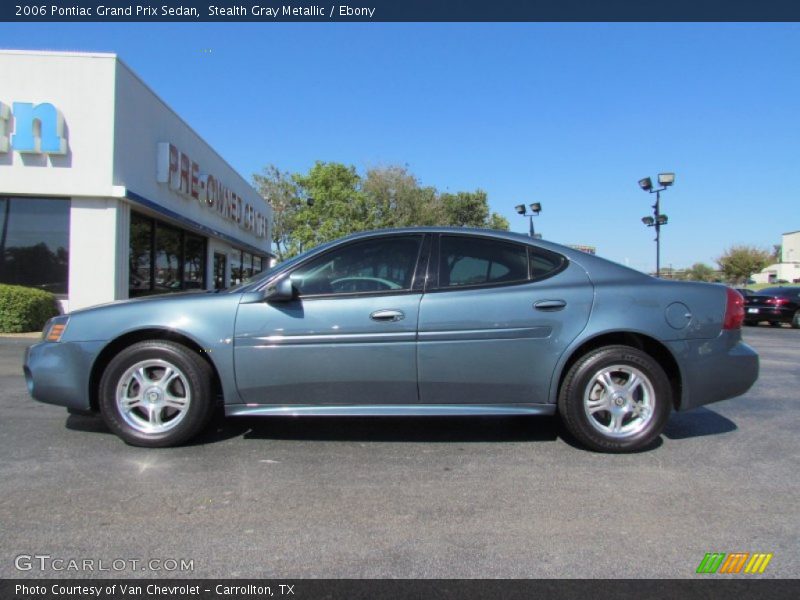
[129,211,207,297]
[0,197,70,295]
[184,233,206,290]
[213,252,226,290]
[243,252,253,280]
[154,223,182,293]
[229,251,243,287]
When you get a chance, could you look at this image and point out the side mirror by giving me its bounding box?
[263,277,296,302]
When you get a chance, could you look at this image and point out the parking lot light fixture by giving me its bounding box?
[515,202,543,238]
[639,172,675,278]
[658,172,675,187]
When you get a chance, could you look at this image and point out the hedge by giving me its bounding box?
[0,284,60,333]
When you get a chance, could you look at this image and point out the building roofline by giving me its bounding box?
[1,48,270,213]
[0,48,118,59]
[113,57,268,211]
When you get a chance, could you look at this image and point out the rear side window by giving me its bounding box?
[530,247,566,280]
[439,236,528,288]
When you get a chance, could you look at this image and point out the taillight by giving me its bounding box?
[765,297,788,306]
[723,288,745,330]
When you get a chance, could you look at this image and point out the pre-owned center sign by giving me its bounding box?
[156,142,268,238]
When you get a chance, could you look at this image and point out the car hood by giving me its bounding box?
[68,290,227,316]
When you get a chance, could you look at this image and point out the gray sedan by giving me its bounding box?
[24,228,759,452]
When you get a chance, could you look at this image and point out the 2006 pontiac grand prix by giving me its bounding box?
[24,228,759,452]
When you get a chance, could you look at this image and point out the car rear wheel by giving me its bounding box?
[792,311,800,329]
[99,340,215,447]
[558,345,672,453]
[769,321,782,327]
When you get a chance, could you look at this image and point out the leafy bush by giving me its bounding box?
[0,284,60,333]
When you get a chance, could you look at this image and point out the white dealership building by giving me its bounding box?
[0,50,273,312]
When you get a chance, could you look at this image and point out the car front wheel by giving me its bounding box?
[558,345,672,453]
[792,311,800,329]
[98,340,215,447]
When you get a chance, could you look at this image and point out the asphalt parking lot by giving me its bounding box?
[0,326,797,579]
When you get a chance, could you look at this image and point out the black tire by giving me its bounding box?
[792,311,800,329]
[769,321,782,327]
[98,340,215,447]
[558,345,672,453]
[744,320,758,326]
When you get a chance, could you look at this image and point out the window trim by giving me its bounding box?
[264,233,429,301]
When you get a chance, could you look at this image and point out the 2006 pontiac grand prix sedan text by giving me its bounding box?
[24,228,759,452]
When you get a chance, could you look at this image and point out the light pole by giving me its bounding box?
[514,202,542,238]
[638,173,675,277]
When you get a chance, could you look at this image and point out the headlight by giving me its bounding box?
[42,315,70,342]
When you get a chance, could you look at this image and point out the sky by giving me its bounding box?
[3,23,799,271]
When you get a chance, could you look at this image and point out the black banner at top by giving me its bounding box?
[4,0,800,22]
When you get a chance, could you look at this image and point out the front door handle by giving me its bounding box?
[534,299,567,311]
[370,309,405,322]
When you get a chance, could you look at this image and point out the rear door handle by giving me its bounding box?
[370,309,405,322]
[534,299,567,311]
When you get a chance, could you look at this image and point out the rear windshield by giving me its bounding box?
[760,287,800,296]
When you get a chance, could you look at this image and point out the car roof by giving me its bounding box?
[336,226,588,259]
[328,227,651,280]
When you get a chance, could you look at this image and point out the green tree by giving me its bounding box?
[292,161,370,251]
[439,190,509,230]
[487,212,511,231]
[717,245,771,284]
[362,165,440,227]
[256,162,509,259]
[252,165,304,261]
[683,262,717,282]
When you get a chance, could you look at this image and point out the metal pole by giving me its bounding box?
[654,189,661,278]
[529,215,534,238]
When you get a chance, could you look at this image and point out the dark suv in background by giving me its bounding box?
[743,286,800,328]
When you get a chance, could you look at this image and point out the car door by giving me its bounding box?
[234,234,428,405]
[417,234,593,405]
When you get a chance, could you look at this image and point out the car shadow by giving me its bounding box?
[219,415,560,444]
[64,412,560,445]
[661,407,737,440]
[65,408,734,447]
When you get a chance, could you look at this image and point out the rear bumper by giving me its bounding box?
[24,341,104,411]
[666,333,759,411]
[744,306,793,322]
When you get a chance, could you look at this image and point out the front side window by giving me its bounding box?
[289,236,423,296]
[439,236,528,288]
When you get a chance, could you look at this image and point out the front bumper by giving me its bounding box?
[24,341,105,411]
[666,332,759,411]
